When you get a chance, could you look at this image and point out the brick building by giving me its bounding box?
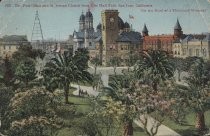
[142,19,184,54]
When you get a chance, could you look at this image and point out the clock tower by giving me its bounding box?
[101,10,119,66]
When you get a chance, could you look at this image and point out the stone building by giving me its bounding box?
[173,34,210,59]
[101,10,142,66]
[0,35,29,58]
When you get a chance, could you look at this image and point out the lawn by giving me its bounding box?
[57,95,147,136]
[162,110,210,136]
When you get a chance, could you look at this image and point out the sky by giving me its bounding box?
[0,0,210,41]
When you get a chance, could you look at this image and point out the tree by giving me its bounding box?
[0,84,14,133]
[8,87,62,136]
[15,58,37,87]
[12,45,45,62]
[184,58,210,134]
[97,73,176,136]
[127,52,141,67]
[134,50,174,92]
[97,74,136,136]
[2,56,14,86]
[109,56,121,76]
[42,51,92,104]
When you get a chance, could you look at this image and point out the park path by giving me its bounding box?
[72,84,181,136]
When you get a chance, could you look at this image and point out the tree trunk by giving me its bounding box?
[123,121,133,136]
[195,112,205,133]
[152,82,158,92]
[64,83,70,104]
[178,70,181,81]
[94,66,97,76]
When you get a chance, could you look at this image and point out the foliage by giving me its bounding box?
[109,56,122,75]
[174,58,210,133]
[127,52,142,67]
[42,51,92,104]
[70,116,103,136]
[90,56,101,75]
[183,56,202,72]
[74,48,90,70]
[0,84,14,132]
[15,58,37,87]
[12,45,45,62]
[8,87,62,136]
[169,57,185,81]
[2,56,15,86]
[134,50,175,92]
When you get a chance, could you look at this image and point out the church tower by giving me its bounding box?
[79,12,85,32]
[101,10,119,65]
[85,9,94,32]
[174,19,183,38]
[84,10,94,48]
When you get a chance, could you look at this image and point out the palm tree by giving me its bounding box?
[134,50,174,92]
[184,58,210,133]
[42,52,92,104]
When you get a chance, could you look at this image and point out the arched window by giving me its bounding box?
[203,49,207,57]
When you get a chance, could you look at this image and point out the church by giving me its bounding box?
[73,10,101,51]
[73,10,142,66]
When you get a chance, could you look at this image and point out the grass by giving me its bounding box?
[57,95,147,136]
[162,110,210,136]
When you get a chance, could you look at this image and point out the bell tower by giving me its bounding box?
[101,10,119,66]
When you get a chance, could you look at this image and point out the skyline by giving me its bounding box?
[0,0,210,41]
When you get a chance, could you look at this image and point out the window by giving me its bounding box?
[189,49,193,56]
[89,42,92,46]
[196,49,200,56]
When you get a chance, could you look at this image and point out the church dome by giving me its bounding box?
[85,10,93,18]
[79,12,85,21]
[118,16,124,29]
[124,22,130,28]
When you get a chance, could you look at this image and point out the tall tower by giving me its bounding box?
[84,9,94,48]
[31,11,44,49]
[85,9,94,32]
[174,19,183,38]
[79,12,85,32]
[101,10,119,65]
[142,24,149,37]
